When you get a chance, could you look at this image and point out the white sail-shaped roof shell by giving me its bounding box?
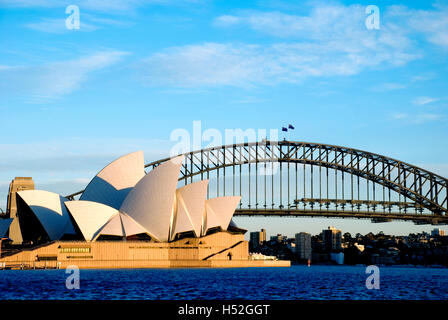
[65,200,118,241]
[0,218,12,238]
[80,151,145,210]
[120,156,183,242]
[97,212,150,238]
[173,180,208,239]
[204,203,221,234]
[120,213,149,237]
[17,190,75,240]
[205,196,241,232]
[97,213,123,237]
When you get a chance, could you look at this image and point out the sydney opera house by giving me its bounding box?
[0,151,289,269]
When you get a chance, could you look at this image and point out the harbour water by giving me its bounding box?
[1,265,447,300]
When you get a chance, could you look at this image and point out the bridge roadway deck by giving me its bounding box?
[234,209,448,224]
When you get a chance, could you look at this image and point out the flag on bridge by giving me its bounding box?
[282,127,288,132]
[288,124,295,130]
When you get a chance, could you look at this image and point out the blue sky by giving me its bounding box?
[0,0,447,238]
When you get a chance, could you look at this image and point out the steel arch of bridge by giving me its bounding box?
[144,140,448,225]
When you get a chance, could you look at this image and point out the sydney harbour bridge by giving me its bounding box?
[67,140,448,225]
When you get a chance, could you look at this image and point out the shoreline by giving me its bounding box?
[290,262,448,268]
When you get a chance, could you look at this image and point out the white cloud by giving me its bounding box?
[0,0,178,12]
[24,13,135,33]
[82,13,135,27]
[214,5,413,44]
[412,96,439,105]
[392,112,444,123]
[392,113,408,120]
[215,7,361,39]
[137,38,417,87]
[139,43,268,87]
[410,74,434,82]
[0,0,132,11]
[138,4,422,87]
[214,15,241,26]
[0,51,128,101]
[371,82,407,92]
[392,4,448,48]
[226,4,448,49]
[25,18,98,33]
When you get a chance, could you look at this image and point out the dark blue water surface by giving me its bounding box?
[1,265,447,300]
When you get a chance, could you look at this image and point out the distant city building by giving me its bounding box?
[330,252,344,265]
[431,228,446,237]
[287,242,296,252]
[322,226,342,252]
[260,229,266,242]
[6,177,35,244]
[249,232,259,249]
[420,232,430,239]
[295,232,312,261]
[270,234,287,243]
[250,229,266,249]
